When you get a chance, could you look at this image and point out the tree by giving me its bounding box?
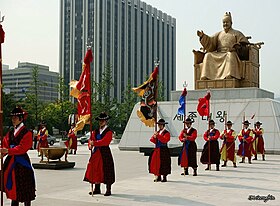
[91,64,117,129]
[2,92,17,133]
[23,66,47,126]
[116,81,138,135]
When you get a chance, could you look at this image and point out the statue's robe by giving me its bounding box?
[200,28,249,80]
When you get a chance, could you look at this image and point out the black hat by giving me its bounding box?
[209,120,215,125]
[226,120,233,125]
[243,120,251,125]
[95,112,110,121]
[156,119,168,125]
[255,121,262,125]
[41,121,47,126]
[183,118,194,124]
[10,107,28,120]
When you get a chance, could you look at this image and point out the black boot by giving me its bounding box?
[193,168,197,176]
[161,175,167,182]
[221,161,227,167]
[216,164,220,171]
[11,201,19,206]
[24,202,31,206]
[89,184,101,195]
[239,157,245,163]
[253,155,257,160]
[154,175,161,182]
[248,157,252,164]
[181,167,189,175]
[233,162,237,168]
[262,155,265,161]
[104,184,111,196]
[205,164,210,170]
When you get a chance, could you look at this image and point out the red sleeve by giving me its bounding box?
[188,129,197,141]
[150,136,157,144]
[211,130,220,140]
[203,131,208,141]
[220,130,226,139]
[227,133,235,142]
[157,131,170,143]
[87,131,96,149]
[2,132,10,148]
[178,130,185,142]
[8,131,33,155]
[94,130,113,146]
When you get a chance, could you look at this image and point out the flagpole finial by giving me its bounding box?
[183,81,188,88]
[0,11,5,24]
[86,41,93,49]
[154,59,160,67]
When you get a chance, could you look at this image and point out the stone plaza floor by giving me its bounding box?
[3,143,280,206]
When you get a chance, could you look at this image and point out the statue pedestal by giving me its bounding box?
[196,79,240,89]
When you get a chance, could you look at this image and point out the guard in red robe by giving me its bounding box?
[178,118,198,176]
[252,121,265,161]
[220,121,237,168]
[84,112,115,196]
[0,107,36,206]
[237,120,254,164]
[65,123,77,154]
[148,119,171,182]
[200,120,221,171]
[37,121,49,156]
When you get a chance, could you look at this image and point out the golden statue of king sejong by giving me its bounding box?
[197,12,249,80]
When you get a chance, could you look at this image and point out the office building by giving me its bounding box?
[60,0,176,101]
[3,62,59,102]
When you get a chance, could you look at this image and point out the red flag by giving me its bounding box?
[0,24,5,44]
[70,49,93,132]
[77,92,91,116]
[76,49,93,91]
[197,92,211,116]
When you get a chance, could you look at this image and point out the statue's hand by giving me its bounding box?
[197,30,204,38]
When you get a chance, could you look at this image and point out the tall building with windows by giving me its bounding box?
[3,62,59,102]
[60,0,176,101]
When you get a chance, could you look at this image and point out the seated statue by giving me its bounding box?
[197,12,249,80]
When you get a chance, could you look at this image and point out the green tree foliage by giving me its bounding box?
[91,64,118,130]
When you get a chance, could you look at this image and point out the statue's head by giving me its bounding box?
[222,12,232,32]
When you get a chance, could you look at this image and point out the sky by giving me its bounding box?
[1,0,280,96]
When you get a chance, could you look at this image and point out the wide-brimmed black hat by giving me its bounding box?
[255,121,262,125]
[209,120,215,125]
[226,120,233,125]
[243,120,251,125]
[10,107,28,120]
[183,118,194,124]
[41,121,47,126]
[156,119,168,125]
[95,112,110,121]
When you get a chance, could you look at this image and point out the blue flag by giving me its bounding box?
[177,88,187,115]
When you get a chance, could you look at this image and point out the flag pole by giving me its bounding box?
[0,15,5,206]
[154,60,160,132]
[207,89,211,171]
[87,45,94,196]
[183,81,188,129]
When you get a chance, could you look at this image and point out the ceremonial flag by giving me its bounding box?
[70,49,93,132]
[0,24,4,44]
[132,66,158,127]
[177,88,187,115]
[197,91,211,117]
